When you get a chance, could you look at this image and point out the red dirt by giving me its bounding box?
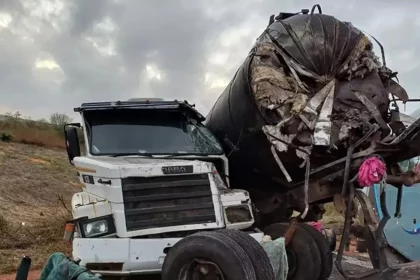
[0,269,41,280]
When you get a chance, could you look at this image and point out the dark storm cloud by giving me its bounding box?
[0,0,419,119]
[68,0,110,36]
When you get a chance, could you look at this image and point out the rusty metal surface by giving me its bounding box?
[284,220,298,246]
[386,173,420,187]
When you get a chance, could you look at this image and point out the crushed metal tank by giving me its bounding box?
[205,8,408,191]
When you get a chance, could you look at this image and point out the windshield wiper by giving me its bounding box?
[109,153,156,158]
[161,153,205,158]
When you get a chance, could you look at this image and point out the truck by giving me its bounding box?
[57,4,420,280]
[62,98,298,280]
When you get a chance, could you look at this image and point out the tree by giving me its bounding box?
[50,113,72,127]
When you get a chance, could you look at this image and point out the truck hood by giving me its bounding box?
[73,156,216,179]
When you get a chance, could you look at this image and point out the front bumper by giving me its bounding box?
[73,232,264,276]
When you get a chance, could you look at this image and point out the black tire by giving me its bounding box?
[263,223,321,280]
[299,223,333,280]
[161,231,257,280]
[216,229,275,280]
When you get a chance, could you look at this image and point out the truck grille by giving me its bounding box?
[121,174,216,231]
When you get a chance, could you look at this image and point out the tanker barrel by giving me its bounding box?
[205,10,407,191]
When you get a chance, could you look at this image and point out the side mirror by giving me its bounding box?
[64,123,81,165]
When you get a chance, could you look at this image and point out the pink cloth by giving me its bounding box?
[358,157,386,187]
[307,221,323,232]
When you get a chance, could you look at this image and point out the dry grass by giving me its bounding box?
[5,126,65,149]
[0,142,81,274]
[0,118,65,149]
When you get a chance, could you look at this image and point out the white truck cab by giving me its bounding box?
[63,99,263,276]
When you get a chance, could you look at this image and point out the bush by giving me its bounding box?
[50,113,73,127]
[0,112,66,148]
[0,111,87,151]
[0,132,13,142]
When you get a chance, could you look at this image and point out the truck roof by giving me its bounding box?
[74,99,205,121]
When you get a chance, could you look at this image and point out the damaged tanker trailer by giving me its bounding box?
[206,5,420,280]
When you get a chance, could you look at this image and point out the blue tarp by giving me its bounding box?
[367,156,420,261]
[371,183,420,262]
[38,253,100,280]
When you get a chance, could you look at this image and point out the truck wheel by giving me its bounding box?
[299,223,333,280]
[215,229,275,280]
[263,223,321,280]
[161,231,257,280]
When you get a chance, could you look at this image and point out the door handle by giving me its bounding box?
[98,179,111,185]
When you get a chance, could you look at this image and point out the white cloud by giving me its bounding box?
[94,16,116,34]
[208,52,229,66]
[145,64,163,81]
[204,73,229,90]
[0,13,12,29]
[219,25,254,48]
[85,36,117,56]
[35,58,60,70]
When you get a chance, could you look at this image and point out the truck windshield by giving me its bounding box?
[84,109,224,156]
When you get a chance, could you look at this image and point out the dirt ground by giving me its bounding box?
[0,142,78,274]
[0,269,41,280]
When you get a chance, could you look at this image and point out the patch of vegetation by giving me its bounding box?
[0,132,13,142]
[0,111,84,149]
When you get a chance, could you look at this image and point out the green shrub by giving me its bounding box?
[0,132,13,142]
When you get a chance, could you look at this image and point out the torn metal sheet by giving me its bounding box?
[399,113,417,127]
[300,79,336,129]
[386,79,409,102]
[314,86,335,146]
[262,123,295,153]
[353,90,389,132]
[270,145,293,182]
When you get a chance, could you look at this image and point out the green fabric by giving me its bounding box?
[261,237,288,280]
[399,156,420,173]
[38,253,101,280]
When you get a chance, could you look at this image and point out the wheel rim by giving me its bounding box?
[179,259,225,280]
[286,248,298,277]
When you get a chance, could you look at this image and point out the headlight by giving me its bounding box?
[224,205,253,224]
[83,220,108,237]
[77,215,116,238]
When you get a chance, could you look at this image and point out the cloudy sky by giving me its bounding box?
[0,0,419,121]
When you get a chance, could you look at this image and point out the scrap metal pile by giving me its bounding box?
[206,6,410,188]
